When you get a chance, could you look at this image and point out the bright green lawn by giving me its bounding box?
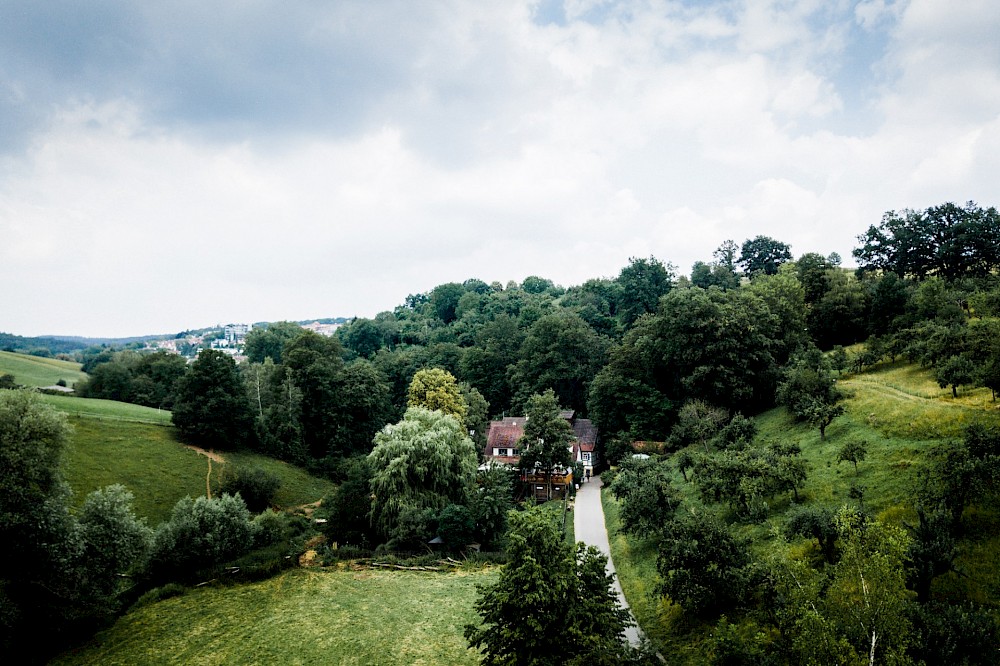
[52,567,496,666]
[43,393,173,425]
[0,350,87,387]
[60,411,334,524]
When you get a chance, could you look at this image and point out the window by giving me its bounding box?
[583,452,591,462]
[495,448,508,457]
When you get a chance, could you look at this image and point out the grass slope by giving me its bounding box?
[0,350,87,387]
[605,359,1000,661]
[52,567,495,666]
[43,393,173,425]
[47,395,334,524]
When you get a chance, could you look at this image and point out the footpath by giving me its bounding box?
[573,476,645,648]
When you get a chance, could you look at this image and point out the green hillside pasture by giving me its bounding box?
[61,412,334,524]
[0,350,87,387]
[43,393,173,425]
[63,417,208,523]
[222,451,336,511]
[53,567,495,666]
[839,360,1000,440]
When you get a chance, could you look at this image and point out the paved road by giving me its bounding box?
[573,476,645,647]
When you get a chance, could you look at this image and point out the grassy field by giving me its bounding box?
[52,567,496,666]
[604,359,1000,661]
[45,392,335,524]
[0,350,87,387]
[43,393,174,425]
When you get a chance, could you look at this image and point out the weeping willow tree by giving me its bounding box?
[367,407,477,543]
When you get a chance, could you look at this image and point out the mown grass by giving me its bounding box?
[0,350,87,387]
[604,360,1000,661]
[57,404,334,524]
[42,393,174,425]
[52,567,496,666]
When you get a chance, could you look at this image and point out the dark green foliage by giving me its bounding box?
[322,456,376,547]
[785,505,838,562]
[836,439,868,473]
[692,443,806,519]
[436,504,475,550]
[713,413,757,450]
[465,507,640,665]
[657,513,763,617]
[738,235,792,277]
[468,464,515,548]
[216,465,281,513]
[776,346,844,439]
[854,201,1000,280]
[517,390,575,500]
[904,505,957,604]
[615,255,675,327]
[0,373,17,389]
[909,602,1000,665]
[0,392,150,654]
[147,494,258,583]
[172,349,254,450]
[935,354,977,397]
[509,312,609,414]
[609,456,682,537]
[668,399,728,451]
[244,321,303,363]
[283,331,345,459]
[807,270,871,348]
[430,282,466,323]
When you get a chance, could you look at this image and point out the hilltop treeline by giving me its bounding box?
[71,201,1000,472]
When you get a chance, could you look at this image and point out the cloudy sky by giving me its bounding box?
[2,0,999,337]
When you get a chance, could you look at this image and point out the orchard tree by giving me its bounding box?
[368,407,478,543]
[465,507,640,665]
[837,440,868,473]
[172,349,254,450]
[777,348,845,440]
[609,457,682,537]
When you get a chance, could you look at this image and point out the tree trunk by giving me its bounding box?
[952,385,958,398]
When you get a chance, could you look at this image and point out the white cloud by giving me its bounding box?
[1,0,999,336]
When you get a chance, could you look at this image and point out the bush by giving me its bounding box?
[216,465,281,513]
[147,494,258,583]
[437,504,475,550]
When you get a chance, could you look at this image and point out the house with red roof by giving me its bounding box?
[483,410,598,478]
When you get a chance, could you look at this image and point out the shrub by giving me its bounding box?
[216,465,280,513]
[148,494,257,582]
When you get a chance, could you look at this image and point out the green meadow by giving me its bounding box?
[52,567,496,666]
[0,350,87,387]
[38,391,335,523]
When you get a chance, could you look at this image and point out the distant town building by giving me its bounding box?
[224,323,251,344]
[301,321,340,336]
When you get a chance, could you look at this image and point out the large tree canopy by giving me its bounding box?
[465,507,639,666]
[172,349,254,450]
[854,201,1000,280]
[367,407,478,540]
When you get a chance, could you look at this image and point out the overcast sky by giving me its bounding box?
[2,0,999,337]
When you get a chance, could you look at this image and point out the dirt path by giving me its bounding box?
[184,444,226,463]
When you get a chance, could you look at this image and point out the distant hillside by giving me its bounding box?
[0,350,87,388]
[0,331,172,355]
